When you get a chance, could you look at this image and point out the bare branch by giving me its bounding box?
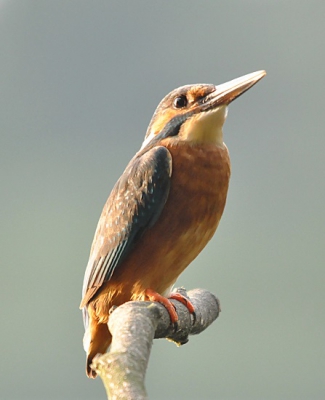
[92,288,220,400]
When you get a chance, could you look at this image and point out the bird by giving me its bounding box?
[80,70,266,378]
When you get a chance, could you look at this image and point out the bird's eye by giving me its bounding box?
[173,95,188,109]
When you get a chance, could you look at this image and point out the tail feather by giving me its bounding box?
[86,322,112,378]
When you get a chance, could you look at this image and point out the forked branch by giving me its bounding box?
[92,288,220,400]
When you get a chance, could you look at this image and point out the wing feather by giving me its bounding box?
[80,146,172,311]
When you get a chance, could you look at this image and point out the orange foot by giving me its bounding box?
[145,289,195,324]
[145,289,178,323]
[168,292,195,315]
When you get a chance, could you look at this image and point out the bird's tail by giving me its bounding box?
[86,322,112,378]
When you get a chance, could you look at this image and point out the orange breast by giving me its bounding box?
[92,141,231,321]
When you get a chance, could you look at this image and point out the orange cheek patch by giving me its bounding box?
[150,108,184,136]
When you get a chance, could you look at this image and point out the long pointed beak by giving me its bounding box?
[202,70,266,110]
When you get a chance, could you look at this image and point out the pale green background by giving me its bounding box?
[1,1,324,399]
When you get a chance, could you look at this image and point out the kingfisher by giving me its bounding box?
[80,70,266,378]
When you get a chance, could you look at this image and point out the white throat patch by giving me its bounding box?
[180,105,228,146]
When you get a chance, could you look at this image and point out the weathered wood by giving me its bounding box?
[92,288,220,400]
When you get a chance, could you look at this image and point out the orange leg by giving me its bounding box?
[145,288,178,323]
[168,292,195,314]
[145,289,196,323]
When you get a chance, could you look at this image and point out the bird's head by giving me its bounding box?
[141,70,266,150]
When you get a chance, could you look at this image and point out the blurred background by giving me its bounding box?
[1,1,324,399]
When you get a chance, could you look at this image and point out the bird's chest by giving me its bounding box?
[154,143,231,267]
[110,142,231,297]
[167,143,230,230]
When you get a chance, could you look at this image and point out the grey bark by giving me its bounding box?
[91,288,220,400]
